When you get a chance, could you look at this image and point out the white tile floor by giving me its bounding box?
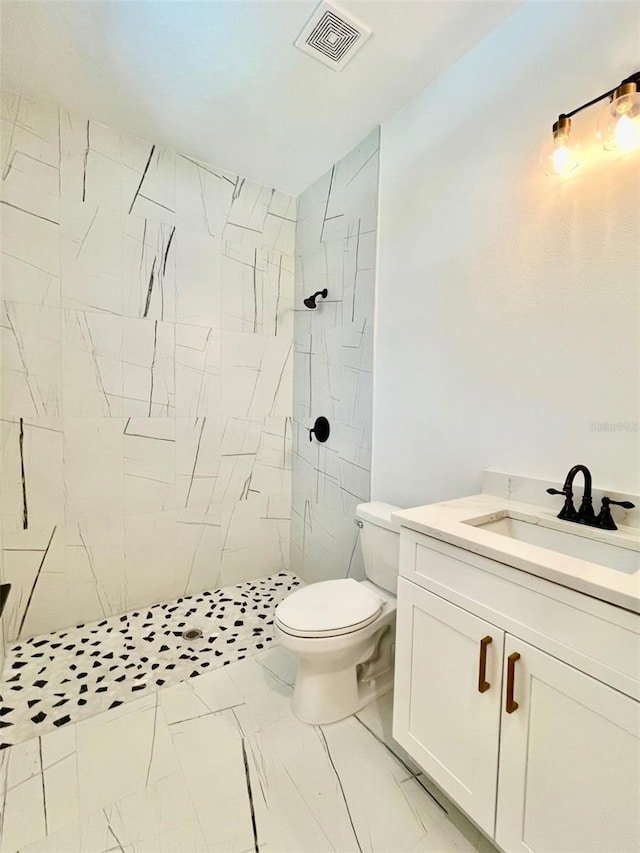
[0,645,496,853]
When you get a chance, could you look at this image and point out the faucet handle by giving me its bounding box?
[604,498,636,510]
[595,497,636,531]
[546,487,577,520]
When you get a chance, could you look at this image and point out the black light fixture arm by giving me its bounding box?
[558,70,640,123]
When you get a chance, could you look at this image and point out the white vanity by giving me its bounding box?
[392,474,640,853]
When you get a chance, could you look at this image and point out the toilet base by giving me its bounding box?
[287,622,396,725]
[291,663,394,725]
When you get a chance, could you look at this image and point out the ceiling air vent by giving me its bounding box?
[295,2,371,71]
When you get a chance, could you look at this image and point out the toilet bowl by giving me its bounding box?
[274,502,401,725]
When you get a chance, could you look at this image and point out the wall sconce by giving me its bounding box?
[597,79,640,153]
[541,114,581,176]
[541,70,640,175]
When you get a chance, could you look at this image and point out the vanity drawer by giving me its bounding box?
[400,529,640,700]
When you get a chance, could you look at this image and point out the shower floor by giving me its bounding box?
[0,571,300,748]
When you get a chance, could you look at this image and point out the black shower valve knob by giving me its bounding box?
[309,416,330,443]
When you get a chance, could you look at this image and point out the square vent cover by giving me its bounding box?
[295,2,371,71]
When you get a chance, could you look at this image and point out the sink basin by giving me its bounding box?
[466,513,640,575]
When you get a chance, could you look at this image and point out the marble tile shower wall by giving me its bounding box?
[0,90,295,643]
[291,128,379,584]
[0,408,4,673]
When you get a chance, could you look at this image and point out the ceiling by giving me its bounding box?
[0,0,518,196]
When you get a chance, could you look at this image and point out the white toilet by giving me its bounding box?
[274,501,400,724]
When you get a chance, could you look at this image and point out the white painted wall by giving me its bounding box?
[373,1,640,509]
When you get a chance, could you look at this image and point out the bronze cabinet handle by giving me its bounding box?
[478,636,492,693]
[505,652,521,713]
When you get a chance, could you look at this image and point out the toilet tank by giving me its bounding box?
[356,502,401,594]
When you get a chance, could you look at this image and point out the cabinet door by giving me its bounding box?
[496,635,640,853]
[393,578,504,835]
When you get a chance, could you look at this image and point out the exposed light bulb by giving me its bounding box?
[541,115,579,176]
[598,81,640,153]
[552,144,570,174]
[614,113,640,152]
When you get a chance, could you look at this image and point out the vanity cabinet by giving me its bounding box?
[393,578,504,834]
[393,530,640,853]
[496,635,639,852]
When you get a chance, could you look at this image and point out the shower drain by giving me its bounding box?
[182,628,203,641]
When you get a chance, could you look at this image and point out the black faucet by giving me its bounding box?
[594,496,636,530]
[547,465,635,530]
[547,464,595,525]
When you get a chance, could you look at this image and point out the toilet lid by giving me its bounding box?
[275,579,383,637]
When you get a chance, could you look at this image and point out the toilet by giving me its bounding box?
[274,501,400,724]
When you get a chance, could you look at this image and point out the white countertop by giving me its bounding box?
[393,494,640,614]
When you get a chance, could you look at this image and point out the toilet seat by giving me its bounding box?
[275,579,383,638]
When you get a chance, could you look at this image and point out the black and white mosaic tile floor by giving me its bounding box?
[0,571,300,748]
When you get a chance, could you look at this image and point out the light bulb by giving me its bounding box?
[552,145,570,174]
[540,115,580,176]
[614,113,640,153]
[598,81,640,153]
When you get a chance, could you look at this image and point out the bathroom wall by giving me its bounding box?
[0,89,295,643]
[373,2,640,508]
[0,376,4,671]
[290,129,379,583]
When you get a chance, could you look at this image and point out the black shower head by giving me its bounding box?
[303,289,328,309]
